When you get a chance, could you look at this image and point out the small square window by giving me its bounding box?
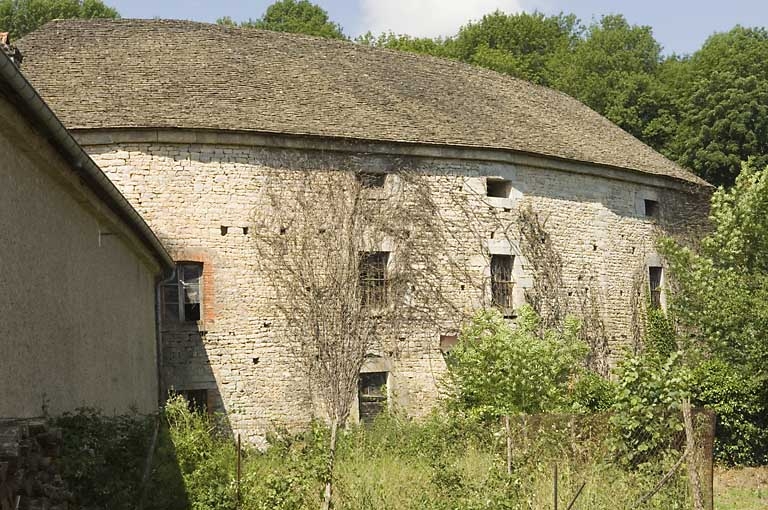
[487,179,512,198]
[356,172,386,188]
[439,334,458,355]
[644,199,660,219]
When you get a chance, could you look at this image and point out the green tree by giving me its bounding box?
[218,0,346,40]
[660,160,768,464]
[0,0,118,39]
[670,27,768,187]
[356,31,453,59]
[548,14,675,146]
[446,306,587,418]
[450,10,582,85]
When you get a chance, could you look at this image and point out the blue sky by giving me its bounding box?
[109,0,767,56]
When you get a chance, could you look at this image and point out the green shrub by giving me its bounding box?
[445,306,588,419]
[570,371,617,412]
[610,351,689,467]
[691,357,768,465]
[54,408,153,509]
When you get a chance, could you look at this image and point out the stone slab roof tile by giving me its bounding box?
[17,19,708,186]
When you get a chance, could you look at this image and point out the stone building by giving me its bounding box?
[0,42,173,418]
[17,19,710,441]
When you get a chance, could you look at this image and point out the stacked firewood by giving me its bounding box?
[0,420,72,510]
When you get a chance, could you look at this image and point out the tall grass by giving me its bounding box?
[54,398,691,509]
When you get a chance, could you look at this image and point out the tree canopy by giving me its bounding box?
[217,0,346,40]
[661,161,768,463]
[0,0,118,39]
[670,27,768,186]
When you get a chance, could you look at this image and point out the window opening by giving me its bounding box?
[162,263,203,322]
[359,252,389,307]
[649,266,663,309]
[491,254,514,315]
[358,372,387,423]
[356,172,386,188]
[178,389,208,414]
[644,199,660,219]
[486,178,512,198]
[439,334,458,355]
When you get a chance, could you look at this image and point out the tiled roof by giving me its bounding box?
[18,19,707,186]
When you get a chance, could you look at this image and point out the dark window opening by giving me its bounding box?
[178,389,208,414]
[360,251,389,307]
[162,263,203,322]
[358,372,387,423]
[487,179,512,198]
[356,172,386,188]
[439,334,458,355]
[649,266,663,309]
[491,254,514,315]
[644,199,660,219]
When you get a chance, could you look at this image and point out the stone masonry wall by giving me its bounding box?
[83,138,710,444]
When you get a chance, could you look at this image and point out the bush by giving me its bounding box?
[691,358,768,465]
[445,306,588,419]
[610,351,689,467]
[54,408,154,509]
[570,371,617,412]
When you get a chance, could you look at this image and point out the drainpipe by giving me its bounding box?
[155,268,177,407]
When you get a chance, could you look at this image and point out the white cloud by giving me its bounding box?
[359,0,525,38]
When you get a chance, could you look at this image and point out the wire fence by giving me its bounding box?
[496,405,715,509]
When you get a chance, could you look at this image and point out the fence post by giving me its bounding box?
[505,415,512,475]
[682,399,704,510]
[236,434,241,509]
[553,463,558,510]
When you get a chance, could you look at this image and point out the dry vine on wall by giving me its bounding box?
[251,167,469,509]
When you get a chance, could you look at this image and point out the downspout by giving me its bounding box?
[155,268,177,406]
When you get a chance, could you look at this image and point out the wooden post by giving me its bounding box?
[236,434,241,509]
[553,463,558,510]
[682,399,705,510]
[505,415,512,475]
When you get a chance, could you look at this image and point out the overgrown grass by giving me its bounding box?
[54,399,693,509]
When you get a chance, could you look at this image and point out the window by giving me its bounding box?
[356,172,386,188]
[177,389,209,414]
[486,178,512,198]
[163,263,203,322]
[491,255,514,313]
[649,266,663,309]
[644,199,660,219]
[359,251,389,307]
[439,334,458,355]
[358,372,387,423]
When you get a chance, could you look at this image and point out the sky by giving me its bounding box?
[108,0,768,56]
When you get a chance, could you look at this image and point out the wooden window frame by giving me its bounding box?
[649,266,663,309]
[491,254,515,315]
[359,251,389,307]
[358,372,388,423]
[163,262,204,322]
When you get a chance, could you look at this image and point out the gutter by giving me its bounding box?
[0,50,174,272]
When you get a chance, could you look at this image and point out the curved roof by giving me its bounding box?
[18,19,706,186]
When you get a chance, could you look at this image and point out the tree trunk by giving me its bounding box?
[321,418,339,510]
[682,398,705,510]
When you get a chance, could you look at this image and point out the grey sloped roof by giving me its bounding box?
[18,19,707,186]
